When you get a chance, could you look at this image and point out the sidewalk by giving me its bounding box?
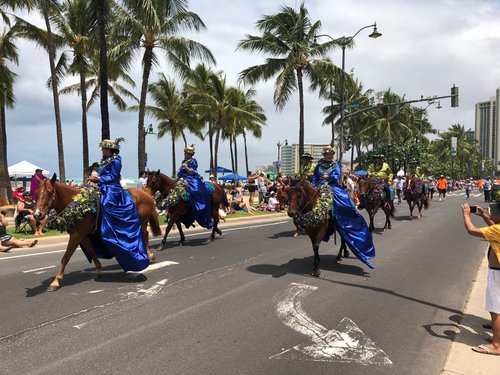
[441,252,498,374]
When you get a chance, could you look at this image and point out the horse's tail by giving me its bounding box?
[149,211,162,237]
[423,193,429,209]
[220,186,230,209]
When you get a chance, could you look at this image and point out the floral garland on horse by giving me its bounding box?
[50,182,100,231]
[160,178,189,210]
[294,184,333,228]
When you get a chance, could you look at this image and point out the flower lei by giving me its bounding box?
[50,182,101,232]
[294,184,334,228]
[160,178,189,210]
[100,154,119,167]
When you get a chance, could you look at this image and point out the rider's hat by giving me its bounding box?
[99,139,120,149]
[301,152,313,159]
[322,145,335,155]
[409,160,418,164]
[184,145,195,154]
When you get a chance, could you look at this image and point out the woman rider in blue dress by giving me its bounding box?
[86,139,149,271]
[311,145,376,268]
[177,145,213,229]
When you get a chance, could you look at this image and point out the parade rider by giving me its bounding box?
[407,160,425,180]
[311,145,375,268]
[86,139,150,272]
[368,154,393,207]
[299,152,316,181]
[177,145,213,229]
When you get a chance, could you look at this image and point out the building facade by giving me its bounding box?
[475,88,499,168]
[280,143,329,176]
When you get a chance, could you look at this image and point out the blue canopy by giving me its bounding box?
[354,170,368,176]
[218,173,248,181]
[204,166,232,174]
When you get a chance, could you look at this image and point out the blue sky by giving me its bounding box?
[5,0,500,179]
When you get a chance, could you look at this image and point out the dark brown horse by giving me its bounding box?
[403,176,429,218]
[357,177,395,232]
[146,170,229,249]
[286,180,349,277]
[34,174,162,291]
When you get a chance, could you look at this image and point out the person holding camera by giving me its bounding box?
[0,211,38,252]
[462,202,500,355]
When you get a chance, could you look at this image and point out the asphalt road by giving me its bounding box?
[0,190,488,375]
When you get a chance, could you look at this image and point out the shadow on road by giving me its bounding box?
[25,264,148,297]
[247,254,369,278]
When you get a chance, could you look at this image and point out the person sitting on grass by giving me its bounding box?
[0,211,38,252]
[259,191,279,211]
[228,190,254,214]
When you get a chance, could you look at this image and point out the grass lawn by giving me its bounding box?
[6,209,285,239]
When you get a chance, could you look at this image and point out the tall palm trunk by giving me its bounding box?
[243,131,249,174]
[78,59,89,179]
[208,122,214,173]
[137,47,154,174]
[171,136,176,178]
[296,68,305,167]
[41,1,65,182]
[0,105,12,205]
[214,127,221,180]
[234,135,238,175]
[229,136,235,172]
[96,0,110,139]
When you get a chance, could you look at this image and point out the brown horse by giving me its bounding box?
[357,177,395,232]
[146,170,229,249]
[286,180,349,277]
[34,174,162,291]
[403,176,429,218]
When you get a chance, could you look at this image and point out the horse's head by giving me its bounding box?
[358,177,372,195]
[34,173,58,219]
[286,178,315,218]
[146,170,161,194]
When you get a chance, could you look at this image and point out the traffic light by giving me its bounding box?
[451,85,459,107]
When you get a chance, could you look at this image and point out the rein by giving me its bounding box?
[291,184,318,214]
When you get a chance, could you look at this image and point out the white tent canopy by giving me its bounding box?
[8,160,49,176]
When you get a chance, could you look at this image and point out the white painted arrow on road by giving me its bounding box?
[270,283,392,366]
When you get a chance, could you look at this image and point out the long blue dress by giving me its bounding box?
[312,159,376,269]
[177,157,213,229]
[85,154,149,272]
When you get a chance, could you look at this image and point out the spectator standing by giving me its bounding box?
[394,175,405,204]
[427,178,436,200]
[462,202,500,355]
[484,176,492,203]
[30,168,46,201]
[246,171,258,207]
[437,175,447,201]
[137,171,147,189]
[257,172,268,204]
[465,178,473,199]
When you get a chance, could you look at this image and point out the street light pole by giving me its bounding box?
[316,23,381,177]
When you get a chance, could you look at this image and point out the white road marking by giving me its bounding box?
[127,260,179,275]
[23,265,57,273]
[270,283,392,366]
[88,289,105,294]
[120,278,168,299]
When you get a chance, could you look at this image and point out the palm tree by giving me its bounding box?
[51,0,97,178]
[138,73,202,176]
[237,2,339,162]
[0,25,18,205]
[16,0,67,181]
[115,0,215,174]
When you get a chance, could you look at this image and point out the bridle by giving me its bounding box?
[289,182,319,214]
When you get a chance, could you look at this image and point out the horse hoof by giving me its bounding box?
[336,257,342,263]
[178,242,184,246]
[313,268,321,277]
[94,273,102,280]
[47,285,60,292]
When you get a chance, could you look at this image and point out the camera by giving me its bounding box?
[470,206,477,213]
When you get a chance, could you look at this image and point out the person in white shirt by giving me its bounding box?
[266,192,279,211]
[137,171,147,189]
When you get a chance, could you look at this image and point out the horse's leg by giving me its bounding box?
[177,221,185,246]
[336,238,350,263]
[160,218,177,250]
[209,205,220,241]
[48,233,86,291]
[308,234,322,277]
[141,218,156,262]
[368,208,375,232]
[80,236,102,279]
